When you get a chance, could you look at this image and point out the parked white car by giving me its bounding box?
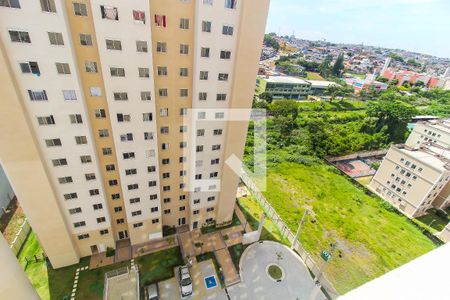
[178,265,193,298]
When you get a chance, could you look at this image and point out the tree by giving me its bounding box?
[319,55,333,78]
[260,92,273,103]
[264,34,280,51]
[366,100,417,143]
[269,100,299,138]
[332,53,345,77]
[376,76,389,83]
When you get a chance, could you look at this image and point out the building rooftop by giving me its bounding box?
[396,144,450,171]
[264,76,310,85]
[305,80,340,88]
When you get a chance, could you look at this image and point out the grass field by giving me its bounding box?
[251,161,437,293]
[19,231,183,300]
[305,72,324,80]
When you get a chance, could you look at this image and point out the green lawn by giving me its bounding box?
[251,161,437,293]
[305,72,324,80]
[415,208,449,234]
[238,195,290,245]
[19,231,183,300]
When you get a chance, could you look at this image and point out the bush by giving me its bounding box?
[436,209,448,220]
[106,247,115,257]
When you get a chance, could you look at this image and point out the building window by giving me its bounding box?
[222,25,234,35]
[133,10,145,24]
[160,126,169,134]
[213,129,223,135]
[85,173,96,181]
[89,189,100,196]
[45,138,62,147]
[40,0,56,13]
[114,206,122,212]
[180,68,188,77]
[198,112,206,119]
[113,92,128,101]
[100,229,109,235]
[193,210,199,215]
[197,129,205,137]
[220,50,231,59]
[48,32,63,45]
[130,198,140,204]
[154,14,166,27]
[123,152,135,159]
[136,40,148,52]
[216,112,224,119]
[218,73,229,81]
[144,132,153,140]
[179,206,186,211]
[1,0,20,8]
[158,66,168,76]
[203,0,213,4]
[110,67,125,77]
[202,21,212,32]
[94,109,106,118]
[74,221,86,228]
[28,90,48,101]
[73,2,87,16]
[208,196,215,201]
[150,194,158,200]
[159,89,168,97]
[98,129,109,137]
[126,168,137,175]
[106,39,122,50]
[164,209,171,215]
[133,222,143,228]
[80,155,92,163]
[64,193,78,200]
[148,166,156,173]
[79,34,92,46]
[75,136,87,145]
[211,158,220,165]
[196,145,204,152]
[9,30,30,43]
[58,176,73,184]
[128,184,139,190]
[149,180,157,187]
[180,89,188,97]
[85,61,98,73]
[97,217,106,223]
[120,133,133,142]
[117,219,125,224]
[180,18,189,29]
[180,44,189,54]
[37,115,55,125]
[216,94,227,101]
[141,91,152,101]
[90,86,102,96]
[210,172,218,178]
[93,203,103,210]
[106,164,115,172]
[77,233,89,241]
[152,218,159,224]
[139,67,150,78]
[162,158,170,165]
[56,62,71,75]
[63,90,77,101]
[180,125,188,133]
[101,5,118,20]
[19,61,40,75]
[143,113,153,121]
[117,114,131,123]
[212,144,221,151]
[199,92,207,101]
[162,143,170,150]
[201,47,210,57]
[157,42,167,53]
[108,179,118,186]
[200,71,209,80]
[207,207,214,212]
[225,0,237,9]
[160,108,169,117]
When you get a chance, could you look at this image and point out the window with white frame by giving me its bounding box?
[19,61,40,75]
[157,42,167,53]
[69,114,83,124]
[106,39,122,50]
[79,33,92,46]
[136,40,148,52]
[63,90,77,101]
[200,71,209,80]
[143,113,153,121]
[117,113,131,122]
[158,66,168,76]
[90,86,102,96]
[199,92,207,101]
[139,67,150,78]
[110,67,125,77]
[180,44,189,54]
[216,93,227,101]
[225,0,237,9]
[28,89,48,101]
[101,5,118,20]
[56,62,71,74]
[160,108,168,117]
[9,30,30,43]
[159,88,168,97]
[40,0,56,13]
[201,47,210,57]
[180,68,188,77]
[113,92,128,101]
[220,50,231,59]
[141,91,152,101]
[180,18,189,29]
[73,2,87,16]
[202,21,212,32]
[1,0,21,8]
[154,14,166,27]
[222,25,234,35]
[48,32,63,45]
[218,73,229,81]
[85,61,98,73]
[133,10,145,24]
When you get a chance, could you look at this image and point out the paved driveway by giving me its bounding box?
[227,241,326,300]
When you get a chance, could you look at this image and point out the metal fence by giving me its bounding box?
[240,169,340,299]
[103,266,139,300]
[10,219,31,256]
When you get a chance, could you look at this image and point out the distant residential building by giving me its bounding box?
[258,76,340,99]
[260,76,311,99]
[370,120,450,218]
[345,78,388,93]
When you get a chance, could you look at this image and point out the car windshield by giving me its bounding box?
[181,277,192,286]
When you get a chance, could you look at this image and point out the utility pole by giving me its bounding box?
[291,209,309,250]
[314,242,338,283]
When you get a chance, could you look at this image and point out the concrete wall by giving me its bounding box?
[0,165,14,216]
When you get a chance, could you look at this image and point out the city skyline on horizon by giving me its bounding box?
[266,0,450,59]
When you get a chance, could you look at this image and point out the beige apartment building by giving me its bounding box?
[0,0,269,268]
[369,120,450,218]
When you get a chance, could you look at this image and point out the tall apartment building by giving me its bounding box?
[0,0,270,268]
[369,120,450,218]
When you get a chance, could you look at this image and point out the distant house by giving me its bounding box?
[258,76,340,99]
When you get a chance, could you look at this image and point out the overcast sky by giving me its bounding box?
[266,0,450,58]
